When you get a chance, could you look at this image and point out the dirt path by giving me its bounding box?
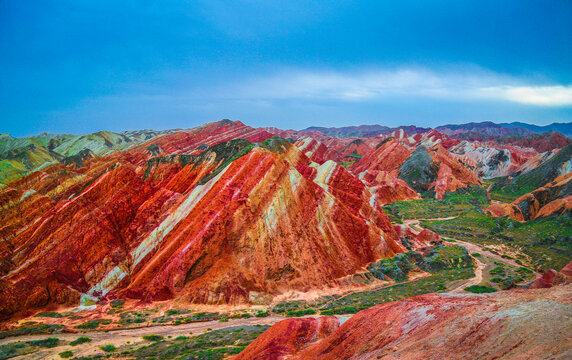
[3,315,290,360]
[449,258,485,293]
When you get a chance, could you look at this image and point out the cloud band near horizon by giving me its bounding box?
[216,68,572,106]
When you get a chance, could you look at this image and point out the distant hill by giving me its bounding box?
[301,124,430,138]
[499,122,572,138]
[435,121,534,137]
[302,125,390,138]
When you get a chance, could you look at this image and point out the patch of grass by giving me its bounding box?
[27,337,60,348]
[142,334,164,342]
[0,324,64,340]
[100,344,116,352]
[272,301,306,314]
[464,285,497,293]
[490,266,506,276]
[423,210,572,271]
[0,342,34,360]
[59,350,73,358]
[70,336,91,346]
[109,299,125,308]
[34,311,64,318]
[75,319,111,330]
[131,325,269,360]
[384,185,489,220]
[286,309,316,317]
[319,267,474,315]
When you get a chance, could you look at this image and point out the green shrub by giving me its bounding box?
[34,311,63,318]
[490,266,506,276]
[59,350,73,358]
[286,309,316,317]
[76,319,111,329]
[464,285,497,293]
[142,334,164,342]
[255,311,269,317]
[517,267,533,274]
[109,299,125,308]
[27,337,59,348]
[70,336,91,346]
[100,344,117,352]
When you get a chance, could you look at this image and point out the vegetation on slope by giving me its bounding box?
[273,245,475,316]
[384,185,489,219]
[423,210,572,271]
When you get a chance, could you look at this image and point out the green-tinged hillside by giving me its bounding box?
[384,185,489,220]
[489,143,572,202]
[0,130,167,184]
[422,210,572,271]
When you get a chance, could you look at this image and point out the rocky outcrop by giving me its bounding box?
[398,146,439,193]
[485,173,572,221]
[231,316,339,360]
[530,260,572,289]
[236,285,572,359]
[490,142,572,201]
[351,139,480,200]
[360,170,421,205]
[350,138,412,175]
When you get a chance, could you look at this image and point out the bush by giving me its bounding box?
[489,266,506,276]
[517,267,533,274]
[76,319,111,329]
[464,285,497,293]
[59,350,73,358]
[34,311,64,318]
[142,334,164,342]
[109,299,125,308]
[100,344,117,352]
[286,309,316,317]
[27,337,59,348]
[70,336,91,346]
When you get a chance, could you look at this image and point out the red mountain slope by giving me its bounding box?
[0,121,402,319]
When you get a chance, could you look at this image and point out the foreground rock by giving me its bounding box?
[234,285,572,360]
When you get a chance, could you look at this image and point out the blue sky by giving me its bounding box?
[1,0,571,136]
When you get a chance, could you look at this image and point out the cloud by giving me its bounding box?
[478,85,572,106]
[216,68,572,107]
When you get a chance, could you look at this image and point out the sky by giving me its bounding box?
[1,0,571,136]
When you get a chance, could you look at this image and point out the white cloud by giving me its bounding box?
[218,68,572,106]
[479,85,572,106]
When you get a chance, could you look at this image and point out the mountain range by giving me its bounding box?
[0,119,570,359]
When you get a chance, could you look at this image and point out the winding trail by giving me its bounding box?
[450,258,485,292]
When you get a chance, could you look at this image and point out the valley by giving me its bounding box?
[0,120,570,359]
